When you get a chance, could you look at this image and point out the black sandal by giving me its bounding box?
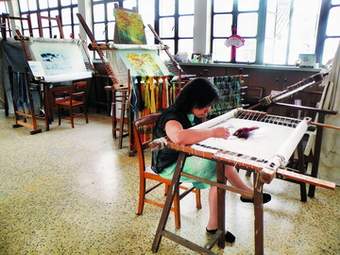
[240,193,271,204]
[206,228,236,243]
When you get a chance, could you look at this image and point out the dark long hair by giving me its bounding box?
[173,77,218,113]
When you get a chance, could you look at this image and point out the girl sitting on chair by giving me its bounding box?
[152,77,271,243]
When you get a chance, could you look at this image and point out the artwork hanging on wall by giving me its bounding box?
[114,8,146,45]
[118,50,170,77]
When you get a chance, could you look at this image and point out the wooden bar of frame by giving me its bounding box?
[0,13,33,39]
[37,13,64,39]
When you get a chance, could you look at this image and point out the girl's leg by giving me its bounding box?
[207,186,218,230]
[225,165,253,197]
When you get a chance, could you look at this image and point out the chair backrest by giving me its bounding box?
[72,81,88,102]
[51,85,74,104]
[133,113,161,175]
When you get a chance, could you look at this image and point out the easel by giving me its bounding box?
[0,15,42,134]
[76,13,131,150]
[13,22,91,132]
[0,13,33,117]
[77,9,184,153]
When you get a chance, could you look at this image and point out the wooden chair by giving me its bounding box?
[133,113,202,229]
[53,81,89,128]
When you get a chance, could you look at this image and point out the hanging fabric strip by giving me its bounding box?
[156,77,162,111]
[149,76,156,113]
[161,76,168,109]
[135,76,144,111]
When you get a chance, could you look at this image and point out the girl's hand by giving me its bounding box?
[211,127,230,139]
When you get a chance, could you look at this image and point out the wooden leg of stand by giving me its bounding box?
[118,90,126,149]
[151,153,186,253]
[43,84,50,131]
[112,90,117,139]
[254,172,264,255]
[217,162,226,248]
[297,142,307,202]
[308,116,324,198]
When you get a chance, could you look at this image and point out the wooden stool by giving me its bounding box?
[111,87,129,149]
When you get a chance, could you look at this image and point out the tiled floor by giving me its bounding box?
[0,112,339,254]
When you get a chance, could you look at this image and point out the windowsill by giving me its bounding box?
[179,62,321,72]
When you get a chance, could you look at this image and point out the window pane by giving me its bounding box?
[61,8,71,25]
[0,2,7,12]
[213,0,233,12]
[237,13,258,37]
[139,0,155,44]
[178,39,193,55]
[22,20,29,29]
[40,11,49,27]
[236,38,256,62]
[93,4,105,22]
[73,7,79,24]
[178,16,194,37]
[51,26,60,38]
[63,25,72,38]
[107,2,115,22]
[23,29,30,36]
[107,21,114,41]
[212,39,231,62]
[123,0,137,10]
[179,0,194,15]
[30,13,38,28]
[159,17,174,38]
[264,0,291,64]
[213,14,232,37]
[73,25,79,38]
[332,0,340,4]
[288,0,321,64]
[238,0,259,11]
[28,0,37,11]
[50,10,59,19]
[326,7,340,36]
[159,0,175,16]
[72,0,78,4]
[20,0,29,12]
[94,23,106,40]
[32,28,39,37]
[61,0,72,6]
[322,39,340,64]
[43,28,50,37]
[160,39,174,60]
[39,0,48,9]
[49,0,58,8]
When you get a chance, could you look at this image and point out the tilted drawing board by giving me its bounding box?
[26,38,92,83]
[106,43,171,86]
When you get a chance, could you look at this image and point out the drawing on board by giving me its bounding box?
[39,52,73,75]
[114,8,146,44]
[118,50,170,76]
[29,40,87,76]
